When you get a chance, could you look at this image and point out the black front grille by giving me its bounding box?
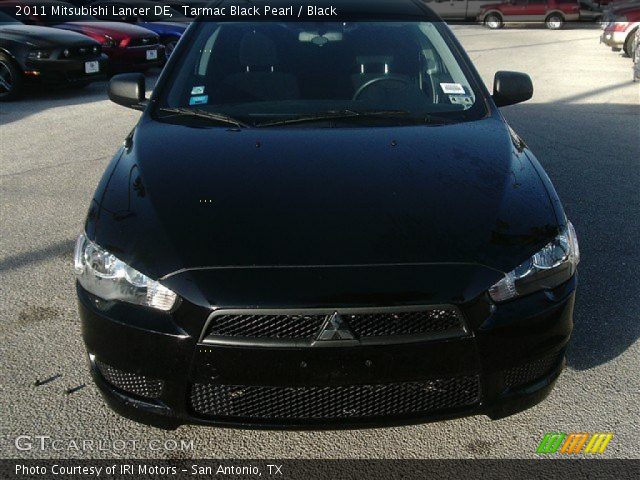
[189,377,480,421]
[345,310,463,338]
[208,313,326,339]
[95,360,163,399]
[128,37,158,47]
[204,307,466,344]
[71,45,101,58]
[504,354,563,389]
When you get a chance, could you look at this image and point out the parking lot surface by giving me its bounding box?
[1,25,639,459]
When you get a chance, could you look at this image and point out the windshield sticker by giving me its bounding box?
[440,83,466,95]
[449,95,474,106]
[191,86,205,95]
[189,95,209,106]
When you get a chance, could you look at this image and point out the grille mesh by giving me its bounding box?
[504,354,562,389]
[189,377,479,420]
[205,308,465,342]
[95,360,163,399]
[68,46,101,58]
[209,314,326,339]
[345,310,463,338]
[128,37,158,47]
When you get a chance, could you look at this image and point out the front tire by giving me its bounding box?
[545,13,565,30]
[0,53,23,101]
[484,14,503,29]
[623,28,637,57]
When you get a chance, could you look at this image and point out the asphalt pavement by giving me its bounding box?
[1,25,639,459]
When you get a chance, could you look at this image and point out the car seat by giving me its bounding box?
[221,31,300,102]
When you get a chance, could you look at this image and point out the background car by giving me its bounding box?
[600,3,640,54]
[579,0,605,21]
[479,0,581,29]
[89,0,189,60]
[0,0,164,72]
[600,0,640,26]
[0,10,106,100]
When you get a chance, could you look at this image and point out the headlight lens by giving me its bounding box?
[74,234,177,311]
[489,221,579,302]
[102,35,117,48]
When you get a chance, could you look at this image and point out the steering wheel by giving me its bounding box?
[352,76,415,101]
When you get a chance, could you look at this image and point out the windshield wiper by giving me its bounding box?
[255,109,415,127]
[256,109,456,127]
[157,107,251,129]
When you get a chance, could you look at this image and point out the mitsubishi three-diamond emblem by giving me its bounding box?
[316,312,355,341]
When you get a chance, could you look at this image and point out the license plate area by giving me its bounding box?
[84,61,99,74]
[146,49,157,60]
[191,339,477,386]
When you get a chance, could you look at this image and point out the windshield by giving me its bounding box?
[156,22,487,127]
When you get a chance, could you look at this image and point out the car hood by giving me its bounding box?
[90,116,562,305]
[0,24,99,46]
[138,21,187,36]
[56,21,157,40]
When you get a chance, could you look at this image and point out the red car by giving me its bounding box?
[601,4,640,55]
[478,0,581,29]
[1,0,164,72]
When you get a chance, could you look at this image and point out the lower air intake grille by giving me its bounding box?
[95,360,163,399]
[504,354,563,389]
[189,377,479,420]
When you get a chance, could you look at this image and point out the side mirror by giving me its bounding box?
[108,73,147,110]
[492,71,533,108]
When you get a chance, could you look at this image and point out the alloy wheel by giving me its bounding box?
[485,15,502,29]
[546,17,563,29]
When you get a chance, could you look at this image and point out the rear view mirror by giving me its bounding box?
[108,73,147,110]
[492,71,533,107]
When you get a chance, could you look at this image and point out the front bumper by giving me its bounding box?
[104,45,165,72]
[79,276,576,430]
[600,29,627,48]
[22,54,107,86]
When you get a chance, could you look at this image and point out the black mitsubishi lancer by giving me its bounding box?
[75,0,579,429]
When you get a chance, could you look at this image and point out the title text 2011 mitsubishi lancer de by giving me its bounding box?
[75,0,579,429]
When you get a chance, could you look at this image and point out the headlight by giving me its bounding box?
[27,50,51,59]
[102,35,117,48]
[489,221,579,302]
[74,234,177,311]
